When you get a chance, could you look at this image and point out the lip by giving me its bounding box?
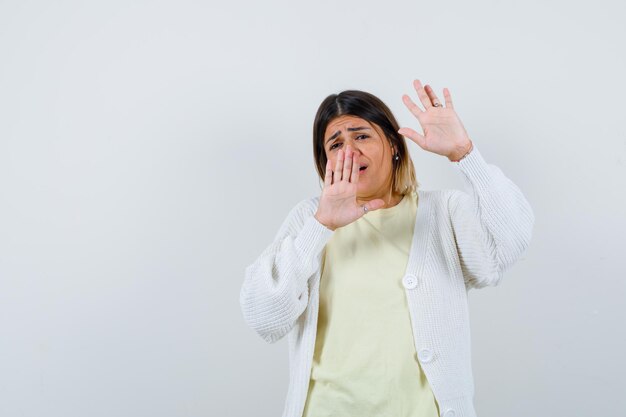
[359,166,368,174]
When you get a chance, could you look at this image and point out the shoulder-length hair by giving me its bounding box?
[312,90,419,195]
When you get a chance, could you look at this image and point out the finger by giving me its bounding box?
[333,149,343,183]
[413,79,433,109]
[324,158,332,187]
[425,84,442,107]
[398,127,426,148]
[402,94,423,118]
[443,87,454,109]
[365,199,387,212]
[342,145,353,182]
[349,151,359,184]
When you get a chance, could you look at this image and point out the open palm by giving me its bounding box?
[398,79,472,160]
[314,145,386,231]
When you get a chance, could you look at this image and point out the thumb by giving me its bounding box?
[398,127,426,149]
[365,199,387,212]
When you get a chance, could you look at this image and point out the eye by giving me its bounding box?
[329,135,369,151]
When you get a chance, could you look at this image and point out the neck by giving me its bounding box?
[357,187,404,209]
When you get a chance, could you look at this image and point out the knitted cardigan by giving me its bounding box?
[240,144,535,417]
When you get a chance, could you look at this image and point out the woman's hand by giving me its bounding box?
[314,144,386,231]
[398,79,473,162]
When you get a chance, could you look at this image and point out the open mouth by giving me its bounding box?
[359,166,368,172]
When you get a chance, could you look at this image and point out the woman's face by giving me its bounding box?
[323,115,396,199]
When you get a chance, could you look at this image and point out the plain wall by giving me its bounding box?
[1,0,625,416]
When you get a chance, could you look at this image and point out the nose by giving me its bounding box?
[347,142,362,157]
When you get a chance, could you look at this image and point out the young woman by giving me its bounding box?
[240,79,534,417]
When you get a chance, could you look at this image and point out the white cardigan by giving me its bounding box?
[240,144,535,417]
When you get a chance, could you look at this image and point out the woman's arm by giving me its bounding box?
[239,198,335,343]
[397,79,535,289]
[447,145,535,290]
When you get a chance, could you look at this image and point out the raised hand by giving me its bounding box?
[398,79,473,162]
[314,144,386,231]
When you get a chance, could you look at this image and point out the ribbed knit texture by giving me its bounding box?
[240,144,535,417]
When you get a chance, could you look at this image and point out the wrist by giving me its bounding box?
[448,139,473,162]
[314,212,336,231]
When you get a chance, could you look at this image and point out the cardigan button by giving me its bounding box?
[402,274,418,289]
[418,348,433,363]
[441,409,456,417]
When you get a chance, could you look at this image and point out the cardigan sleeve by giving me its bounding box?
[447,144,535,290]
[239,198,335,343]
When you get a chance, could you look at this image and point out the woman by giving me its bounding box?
[240,79,534,417]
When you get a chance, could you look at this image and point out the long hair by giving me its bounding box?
[312,90,419,195]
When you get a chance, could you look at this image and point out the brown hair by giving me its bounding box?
[312,90,419,195]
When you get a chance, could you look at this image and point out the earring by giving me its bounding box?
[394,154,399,161]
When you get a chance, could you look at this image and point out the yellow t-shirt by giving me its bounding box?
[302,190,440,417]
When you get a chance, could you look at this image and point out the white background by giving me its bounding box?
[1,1,625,416]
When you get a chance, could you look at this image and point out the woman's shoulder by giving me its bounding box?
[414,188,454,202]
[416,188,465,214]
[295,195,320,216]
[280,195,319,223]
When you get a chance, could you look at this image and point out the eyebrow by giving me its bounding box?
[325,126,371,144]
